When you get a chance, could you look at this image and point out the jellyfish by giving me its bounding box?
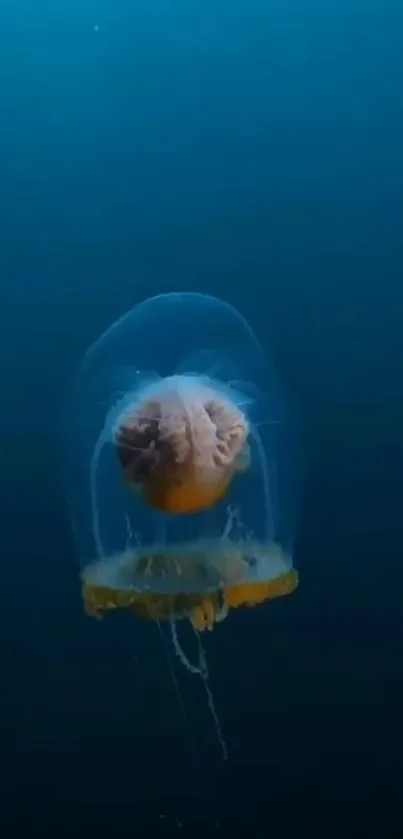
[64,292,299,756]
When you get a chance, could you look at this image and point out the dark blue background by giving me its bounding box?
[1,0,402,834]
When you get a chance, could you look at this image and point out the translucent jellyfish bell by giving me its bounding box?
[64,292,299,631]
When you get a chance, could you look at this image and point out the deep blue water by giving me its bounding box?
[1,0,403,835]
